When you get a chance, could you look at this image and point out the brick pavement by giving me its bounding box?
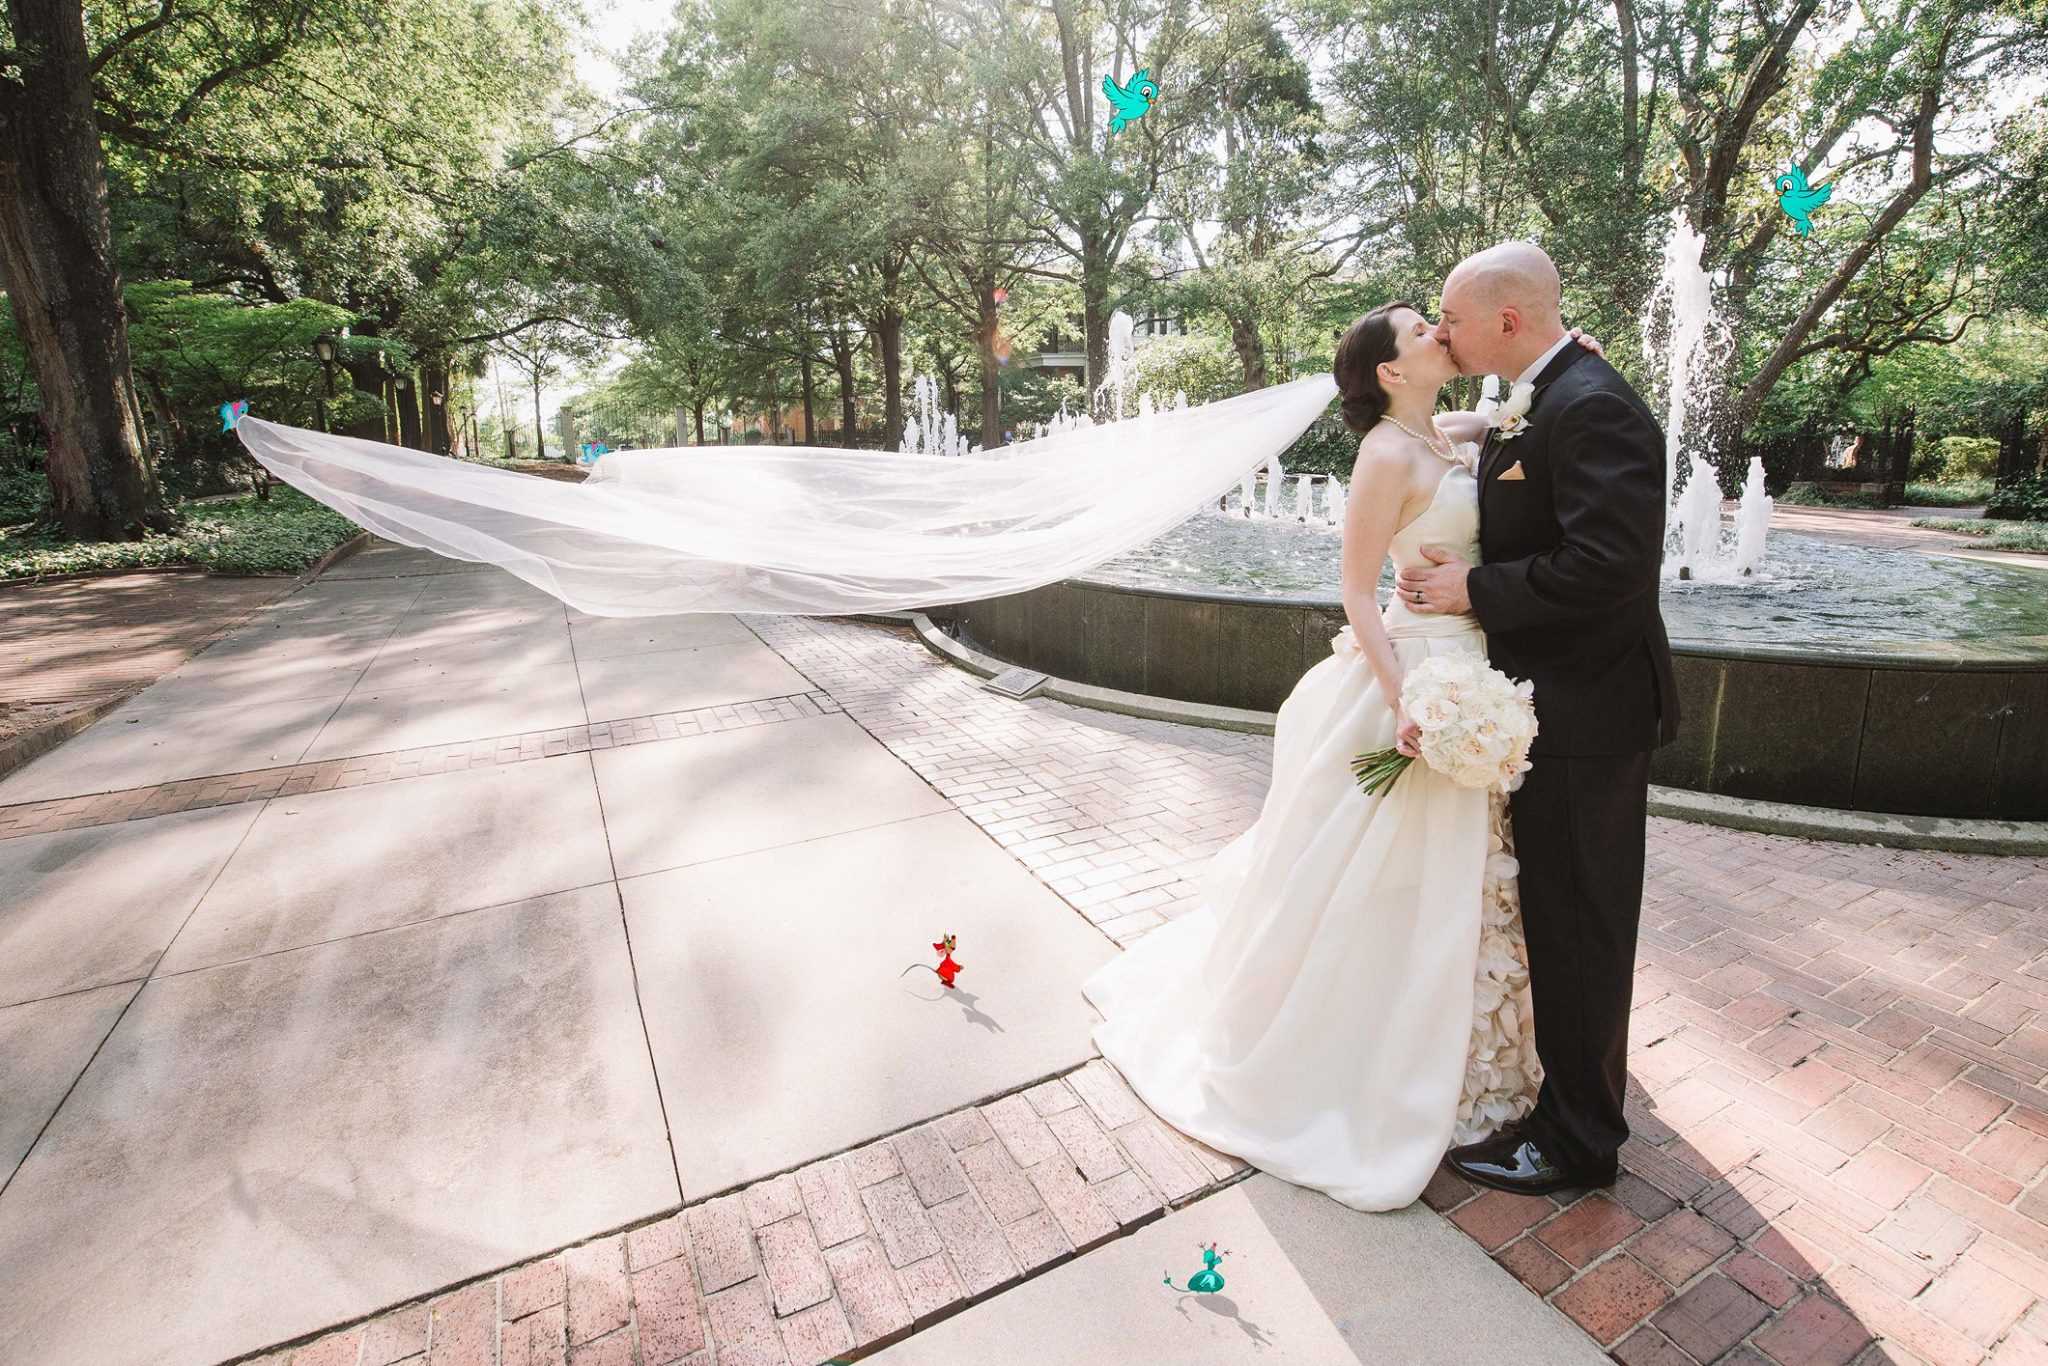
[232,1062,1246,1366]
[12,584,2048,1364]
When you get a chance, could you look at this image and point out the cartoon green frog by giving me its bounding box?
[1164,1241,1230,1293]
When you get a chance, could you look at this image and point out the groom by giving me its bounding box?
[1398,242,1680,1195]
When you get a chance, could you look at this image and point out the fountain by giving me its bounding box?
[1641,211,1762,578]
[1732,457,1772,576]
[934,284,2046,823]
[902,375,976,457]
[1095,312,1138,422]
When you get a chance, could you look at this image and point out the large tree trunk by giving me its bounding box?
[531,376,546,461]
[0,0,171,539]
[337,355,387,440]
[422,361,453,453]
[1229,312,1268,391]
[830,325,859,448]
[692,399,706,446]
[1081,242,1111,401]
[876,309,905,450]
[977,280,1002,448]
[799,342,816,444]
[876,254,906,449]
[396,379,423,450]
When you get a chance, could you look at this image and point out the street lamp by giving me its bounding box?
[313,334,338,433]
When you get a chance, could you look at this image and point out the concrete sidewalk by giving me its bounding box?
[0,539,1590,1366]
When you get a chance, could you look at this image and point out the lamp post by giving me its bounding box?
[313,334,337,433]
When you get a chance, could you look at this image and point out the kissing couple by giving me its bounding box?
[1083,241,1682,1209]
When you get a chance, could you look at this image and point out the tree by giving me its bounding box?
[987,0,1212,392]
[1,0,174,537]
[1157,3,1352,389]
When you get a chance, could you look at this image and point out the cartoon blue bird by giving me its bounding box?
[1103,69,1159,135]
[1775,164,1833,237]
[220,399,248,432]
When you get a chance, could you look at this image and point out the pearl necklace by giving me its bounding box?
[1383,414,1452,462]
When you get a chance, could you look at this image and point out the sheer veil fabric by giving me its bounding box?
[231,374,1339,617]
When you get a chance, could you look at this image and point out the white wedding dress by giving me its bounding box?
[1081,439,1542,1212]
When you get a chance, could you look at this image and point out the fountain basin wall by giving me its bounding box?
[934,578,2048,821]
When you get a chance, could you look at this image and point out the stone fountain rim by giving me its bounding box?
[895,609,2048,854]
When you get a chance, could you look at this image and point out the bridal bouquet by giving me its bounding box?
[1350,654,1538,797]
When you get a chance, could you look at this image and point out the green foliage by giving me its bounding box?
[1278,416,1360,478]
[126,282,357,431]
[0,461,50,526]
[1987,474,2048,522]
[14,0,2046,523]
[1127,333,1244,410]
[1911,516,2048,553]
[1906,479,1993,507]
[999,368,1090,433]
[1930,438,2001,482]
[0,487,360,580]
[1776,484,1890,508]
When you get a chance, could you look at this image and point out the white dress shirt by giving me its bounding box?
[1513,332,1575,388]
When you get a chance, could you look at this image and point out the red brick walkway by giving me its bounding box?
[1427,825,2048,1366]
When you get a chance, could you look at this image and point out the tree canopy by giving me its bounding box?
[1,0,2042,532]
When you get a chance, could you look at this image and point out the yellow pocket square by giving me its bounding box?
[1497,461,1527,481]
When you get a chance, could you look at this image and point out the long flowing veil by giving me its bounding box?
[232,374,1339,617]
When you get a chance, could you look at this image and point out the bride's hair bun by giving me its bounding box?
[1339,393,1383,432]
[1334,301,1419,436]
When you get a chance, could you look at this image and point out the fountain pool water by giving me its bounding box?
[1075,514,2048,649]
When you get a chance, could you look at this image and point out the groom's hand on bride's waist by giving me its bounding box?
[1396,547,1471,615]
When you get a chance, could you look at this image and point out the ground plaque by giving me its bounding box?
[983,666,1049,699]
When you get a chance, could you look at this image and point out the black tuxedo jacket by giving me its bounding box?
[1465,343,1681,757]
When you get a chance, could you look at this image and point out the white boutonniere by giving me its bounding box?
[1490,381,1535,441]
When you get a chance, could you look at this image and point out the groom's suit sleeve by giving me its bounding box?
[1466,390,1665,633]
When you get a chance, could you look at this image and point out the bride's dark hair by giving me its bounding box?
[1333,301,1419,435]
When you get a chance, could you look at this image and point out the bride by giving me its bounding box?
[1082,304,1603,1212]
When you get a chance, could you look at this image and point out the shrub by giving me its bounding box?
[1127,333,1242,410]
[1912,515,2048,553]
[1931,436,2001,482]
[1777,483,1888,508]
[0,486,359,580]
[1278,415,1360,478]
[1905,479,1992,507]
[1987,472,2048,521]
[0,462,47,525]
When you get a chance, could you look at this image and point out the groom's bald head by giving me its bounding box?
[1434,242,1567,378]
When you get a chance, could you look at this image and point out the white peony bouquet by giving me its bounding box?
[1349,653,1538,797]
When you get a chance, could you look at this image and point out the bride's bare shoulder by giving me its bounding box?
[1352,426,1414,476]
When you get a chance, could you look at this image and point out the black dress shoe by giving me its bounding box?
[1446,1125,1617,1197]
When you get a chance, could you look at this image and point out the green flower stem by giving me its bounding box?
[1349,746,1413,797]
